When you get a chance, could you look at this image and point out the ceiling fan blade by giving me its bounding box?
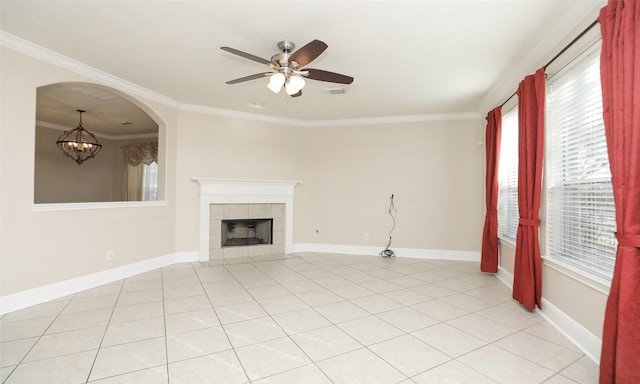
[220,47,271,65]
[225,73,271,84]
[289,40,328,67]
[291,90,302,98]
[303,69,354,84]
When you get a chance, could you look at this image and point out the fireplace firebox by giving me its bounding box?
[221,218,273,248]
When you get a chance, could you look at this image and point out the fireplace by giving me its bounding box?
[195,178,298,262]
[222,218,273,247]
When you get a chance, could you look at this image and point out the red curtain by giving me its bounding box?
[512,68,545,310]
[599,1,640,382]
[481,107,502,273]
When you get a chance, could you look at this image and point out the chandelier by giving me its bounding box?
[56,110,102,165]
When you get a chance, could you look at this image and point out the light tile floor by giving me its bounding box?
[0,252,599,383]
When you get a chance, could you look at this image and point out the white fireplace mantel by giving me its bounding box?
[194,179,300,262]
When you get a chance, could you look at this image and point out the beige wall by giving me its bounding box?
[171,114,485,256]
[172,111,307,253]
[299,120,485,251]
[0,46,177,296]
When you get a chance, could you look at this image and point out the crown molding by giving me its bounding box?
[178,103,305,127]
[3,31,482,128]
[0,31,181,109]
[179,103,481,127]
[36,120,158,141]
[301,112,482,127]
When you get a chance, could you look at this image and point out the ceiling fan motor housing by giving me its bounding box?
[277,40,295,53]
[272,41,298,69]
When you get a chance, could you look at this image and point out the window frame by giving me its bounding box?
[497,105,519,244]
[142,161,159,202]
[544,41,616,282]
[496,34,616,286]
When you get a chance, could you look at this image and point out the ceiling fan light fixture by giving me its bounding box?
[285,75,305,96]
[221,40,353,98]
[267,73,286,93]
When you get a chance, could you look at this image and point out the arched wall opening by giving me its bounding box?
[34,82,165,204]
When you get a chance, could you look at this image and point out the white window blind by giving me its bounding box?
[547,45,616,280]
[498,107,519,240]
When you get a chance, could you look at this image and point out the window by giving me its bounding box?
[546,44,616,280]
[122,142,159,201]
[142,162,158,201]
[498,107,519,240]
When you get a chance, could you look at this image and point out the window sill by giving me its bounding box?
[32,200,167,212]
[498,237,610,294]
[498,236,517,249]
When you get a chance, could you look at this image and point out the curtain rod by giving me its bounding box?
[497,19,600,109]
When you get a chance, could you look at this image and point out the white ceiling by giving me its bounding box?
[1,0,603,129]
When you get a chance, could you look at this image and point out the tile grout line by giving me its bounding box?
[224,257,329,383]
[1,292,77,383]
[223,256,346,383]
[84,279,125,383]
[201,261,253,383]
[162,265,170,384]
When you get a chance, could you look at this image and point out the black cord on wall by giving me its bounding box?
[380,194,397,258]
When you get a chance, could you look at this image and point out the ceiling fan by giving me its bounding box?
[221,40,354,97]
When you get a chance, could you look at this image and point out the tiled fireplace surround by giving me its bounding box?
[195,179,297,262]
[210,203,285,259]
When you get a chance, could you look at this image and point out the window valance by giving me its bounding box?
[121,142,158,166]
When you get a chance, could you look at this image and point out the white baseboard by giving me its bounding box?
[292,243,381,256]
[174,251,200,263]
[496,266,601,364]
[292,243,480,262]
[538,297,602,364]
[496,266,514,289]
[0,251,199,315]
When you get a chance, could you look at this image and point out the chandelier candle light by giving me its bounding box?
[56,109,102,165]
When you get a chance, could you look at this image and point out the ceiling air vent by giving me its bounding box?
[324,87,347,95]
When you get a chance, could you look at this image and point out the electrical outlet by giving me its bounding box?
[106,250,114,260]
[364,233,369,241]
